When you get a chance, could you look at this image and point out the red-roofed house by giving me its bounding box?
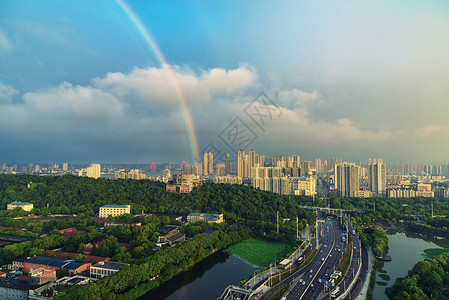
[17,275,28,281]
[59,227,86,237]
[45,250,108,263]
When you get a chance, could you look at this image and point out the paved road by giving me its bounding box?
[317,218,362,299]
[283,218,346,300]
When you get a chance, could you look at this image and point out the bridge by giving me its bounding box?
[219,284,261,300]
[299,206,361,213]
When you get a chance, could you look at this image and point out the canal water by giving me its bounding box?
[373,231,449,300]
[141,251,258,300]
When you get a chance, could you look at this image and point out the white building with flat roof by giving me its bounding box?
[99,205,131,218]
[7,202,33,212]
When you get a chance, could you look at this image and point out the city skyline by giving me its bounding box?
[1,1,449,164]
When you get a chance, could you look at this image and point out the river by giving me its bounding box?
[140,251,258,300]
[373,231,449,300]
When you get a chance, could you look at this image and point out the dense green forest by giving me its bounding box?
[386,251,449,299]
[0,174,315,226]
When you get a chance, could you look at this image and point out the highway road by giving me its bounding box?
[283,217,346,300]
[317,217,362,299]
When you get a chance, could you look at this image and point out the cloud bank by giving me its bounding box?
[0,63,445,163]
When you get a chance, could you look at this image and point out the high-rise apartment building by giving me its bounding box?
[203,152,213,176]
[314,158,322,174]
[300,161,312,176]
[335,162,360,197]
[194,162,203,176]
[87,164,101,179]
[247,150,256,178]
[237,150,247,178]
[368,158,386,197]
[216,163,226,176]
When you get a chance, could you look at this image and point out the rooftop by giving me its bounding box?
[188,213,220,218]
[25,256,89,270]
[8,202,32,206]
[100,204,130,208]
[67,276,89,285]
[0,277,29,291]
[92,261,127,271]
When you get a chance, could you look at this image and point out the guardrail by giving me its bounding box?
[335,222,362,300]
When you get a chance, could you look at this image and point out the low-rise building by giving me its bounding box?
[166,184,192,193]
[357,190,372,198]
[99,204,131,218]
[387,189,435,198]
[12,257,27,270]
[59,227,87,237]
[90,261,128,280]
[0,277,29,300]
[29,268,56,288]
[156,230,185,247]
[58,275,90,286]
[24,256,91,276]
[7,202,34,212]
[104,222,141,227]
[187,213,224,224]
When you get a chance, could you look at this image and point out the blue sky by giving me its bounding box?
[1,0,449,164]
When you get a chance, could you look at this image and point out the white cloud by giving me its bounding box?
[0,82,18,103]
[415,125,444,138]
[278,89,321,109]
[0,30,12,54]
[0,66,413,162]
[94,65,256,109]
[23,82,124,121]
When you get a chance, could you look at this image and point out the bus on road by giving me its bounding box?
[331,286,340,298]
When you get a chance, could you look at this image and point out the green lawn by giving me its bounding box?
[421,248,449,259]
[227,238,288,266]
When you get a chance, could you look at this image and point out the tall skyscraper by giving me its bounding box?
[237,150,247,178]
[225,153,230,175]
[335,162,360,197]
[368,158,386,197]
[314,158,321,174]
[203,152,213,176]
[247,150,256,178]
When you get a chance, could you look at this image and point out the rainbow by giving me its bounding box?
[117,0,200,163]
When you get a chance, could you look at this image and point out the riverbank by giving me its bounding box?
[355,246,374,300]
[372,231,449,300]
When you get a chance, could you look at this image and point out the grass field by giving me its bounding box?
[421,248,449,259]
[227,238,288,267]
